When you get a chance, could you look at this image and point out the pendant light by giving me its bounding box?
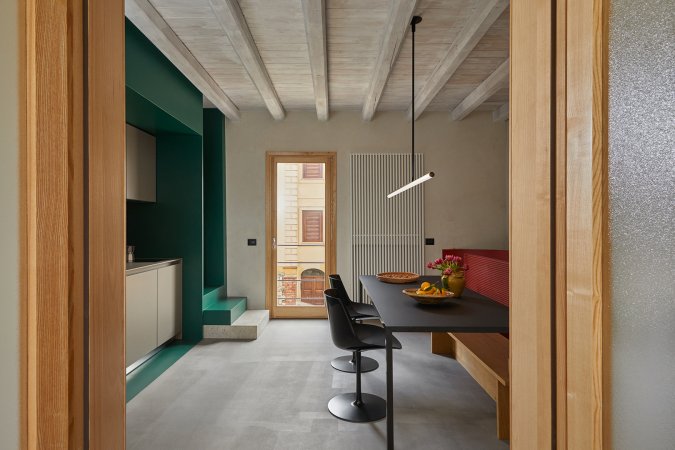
[388,15,434,199]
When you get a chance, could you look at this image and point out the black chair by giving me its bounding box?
[324,289,401,423]
[328,274,381,373]
[329,274,380,320]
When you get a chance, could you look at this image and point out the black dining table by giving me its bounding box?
[358,275,509,450]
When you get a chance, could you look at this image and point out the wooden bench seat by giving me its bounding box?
[431,331,510,440]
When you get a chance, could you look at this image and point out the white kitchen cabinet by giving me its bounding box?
[125,270,158,366]
[125,260,182,368]
[126,124,156,202]
[157,264,182,344]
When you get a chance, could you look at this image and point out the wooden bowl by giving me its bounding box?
[401,288,453,305]
[376,272,420,284]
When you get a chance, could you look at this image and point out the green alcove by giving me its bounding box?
[125,19,212,343]
[203,109,227,294]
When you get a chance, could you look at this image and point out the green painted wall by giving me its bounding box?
[203,109,226,290]
[125,20,202,135]
[126,87,197,136]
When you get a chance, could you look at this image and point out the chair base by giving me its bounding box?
[327,393,386,423]
[331,355,379,373]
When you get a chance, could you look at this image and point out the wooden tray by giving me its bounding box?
[376,272,420,284]
[402,288,453,305]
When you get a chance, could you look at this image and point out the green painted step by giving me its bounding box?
[202,285,227,310]
[202,297,247,326]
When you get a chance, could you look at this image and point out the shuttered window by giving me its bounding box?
[302,210,323,242]
[302,163,324,179]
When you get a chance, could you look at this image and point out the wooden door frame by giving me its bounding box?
[511,0,610,449]
[509,0,555,446]
[265,152,337,319]
[555,0,610,448]
[21,0,126,447]
[18,0,611,445]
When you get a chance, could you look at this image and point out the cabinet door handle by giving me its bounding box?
[272,237,277,249]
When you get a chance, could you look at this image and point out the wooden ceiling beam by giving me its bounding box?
[493,102,509,121]
[209,0,285,120]
[301,0,329,121]
[362,0,419,121]
[125,0,240,120]
[407,0,509,120]
[450,58,509,121]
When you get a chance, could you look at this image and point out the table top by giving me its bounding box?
[360,275,509,333]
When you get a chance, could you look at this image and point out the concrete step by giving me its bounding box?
[203,309,269,340]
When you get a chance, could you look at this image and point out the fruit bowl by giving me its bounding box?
[401,288,453,305]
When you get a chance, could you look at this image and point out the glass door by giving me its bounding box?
[266,153,336,318]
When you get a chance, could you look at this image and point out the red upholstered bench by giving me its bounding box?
[432,249,510,440]
[441,248,509,307]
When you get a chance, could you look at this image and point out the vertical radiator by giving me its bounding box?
[350,154,425,303]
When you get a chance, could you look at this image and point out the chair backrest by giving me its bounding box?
[328,274,351,302]
[324,288,361,351]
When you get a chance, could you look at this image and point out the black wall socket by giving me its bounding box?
[425,238,435,245]
[247,239,257,246]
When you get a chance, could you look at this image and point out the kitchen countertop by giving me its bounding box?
[126,258,182,276]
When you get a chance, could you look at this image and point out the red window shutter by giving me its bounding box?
[302,210,323,242]
[302,163,323,179]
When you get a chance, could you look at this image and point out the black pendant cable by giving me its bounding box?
[388,15,435,198]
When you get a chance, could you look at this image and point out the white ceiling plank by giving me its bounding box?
[407,0,509,120]
[450,58,509,121]
[361,0,419,121]
[493,102,509,121]
[209,0,285,120]
[125,0,240,120]
[301,0,329,121]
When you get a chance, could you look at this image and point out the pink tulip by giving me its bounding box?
[443,268,453,276]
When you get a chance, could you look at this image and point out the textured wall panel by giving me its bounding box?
[608,1,675,448]
[351,153,425,302]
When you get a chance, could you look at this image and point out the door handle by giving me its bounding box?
[272,237,277,249]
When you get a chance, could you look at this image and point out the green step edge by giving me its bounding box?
[202,285,227,310]
[202,297,247,325]
[126,342,195,402]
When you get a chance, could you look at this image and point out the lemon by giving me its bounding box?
[420,282,432,291]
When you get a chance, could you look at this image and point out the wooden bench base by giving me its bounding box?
[431,332,510,440]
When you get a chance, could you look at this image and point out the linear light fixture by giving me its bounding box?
[387,171,435,198]
[388,15,434,199]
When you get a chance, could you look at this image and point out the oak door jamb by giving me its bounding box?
[265,152,336,319]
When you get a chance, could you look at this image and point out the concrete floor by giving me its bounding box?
[127,320,509,450]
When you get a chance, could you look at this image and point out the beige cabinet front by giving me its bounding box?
[126,270,158,366]
[157,264,182,344]
[126,124,156,202]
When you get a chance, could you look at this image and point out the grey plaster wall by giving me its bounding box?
[225,110,508,309]
[0,0,21,447]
